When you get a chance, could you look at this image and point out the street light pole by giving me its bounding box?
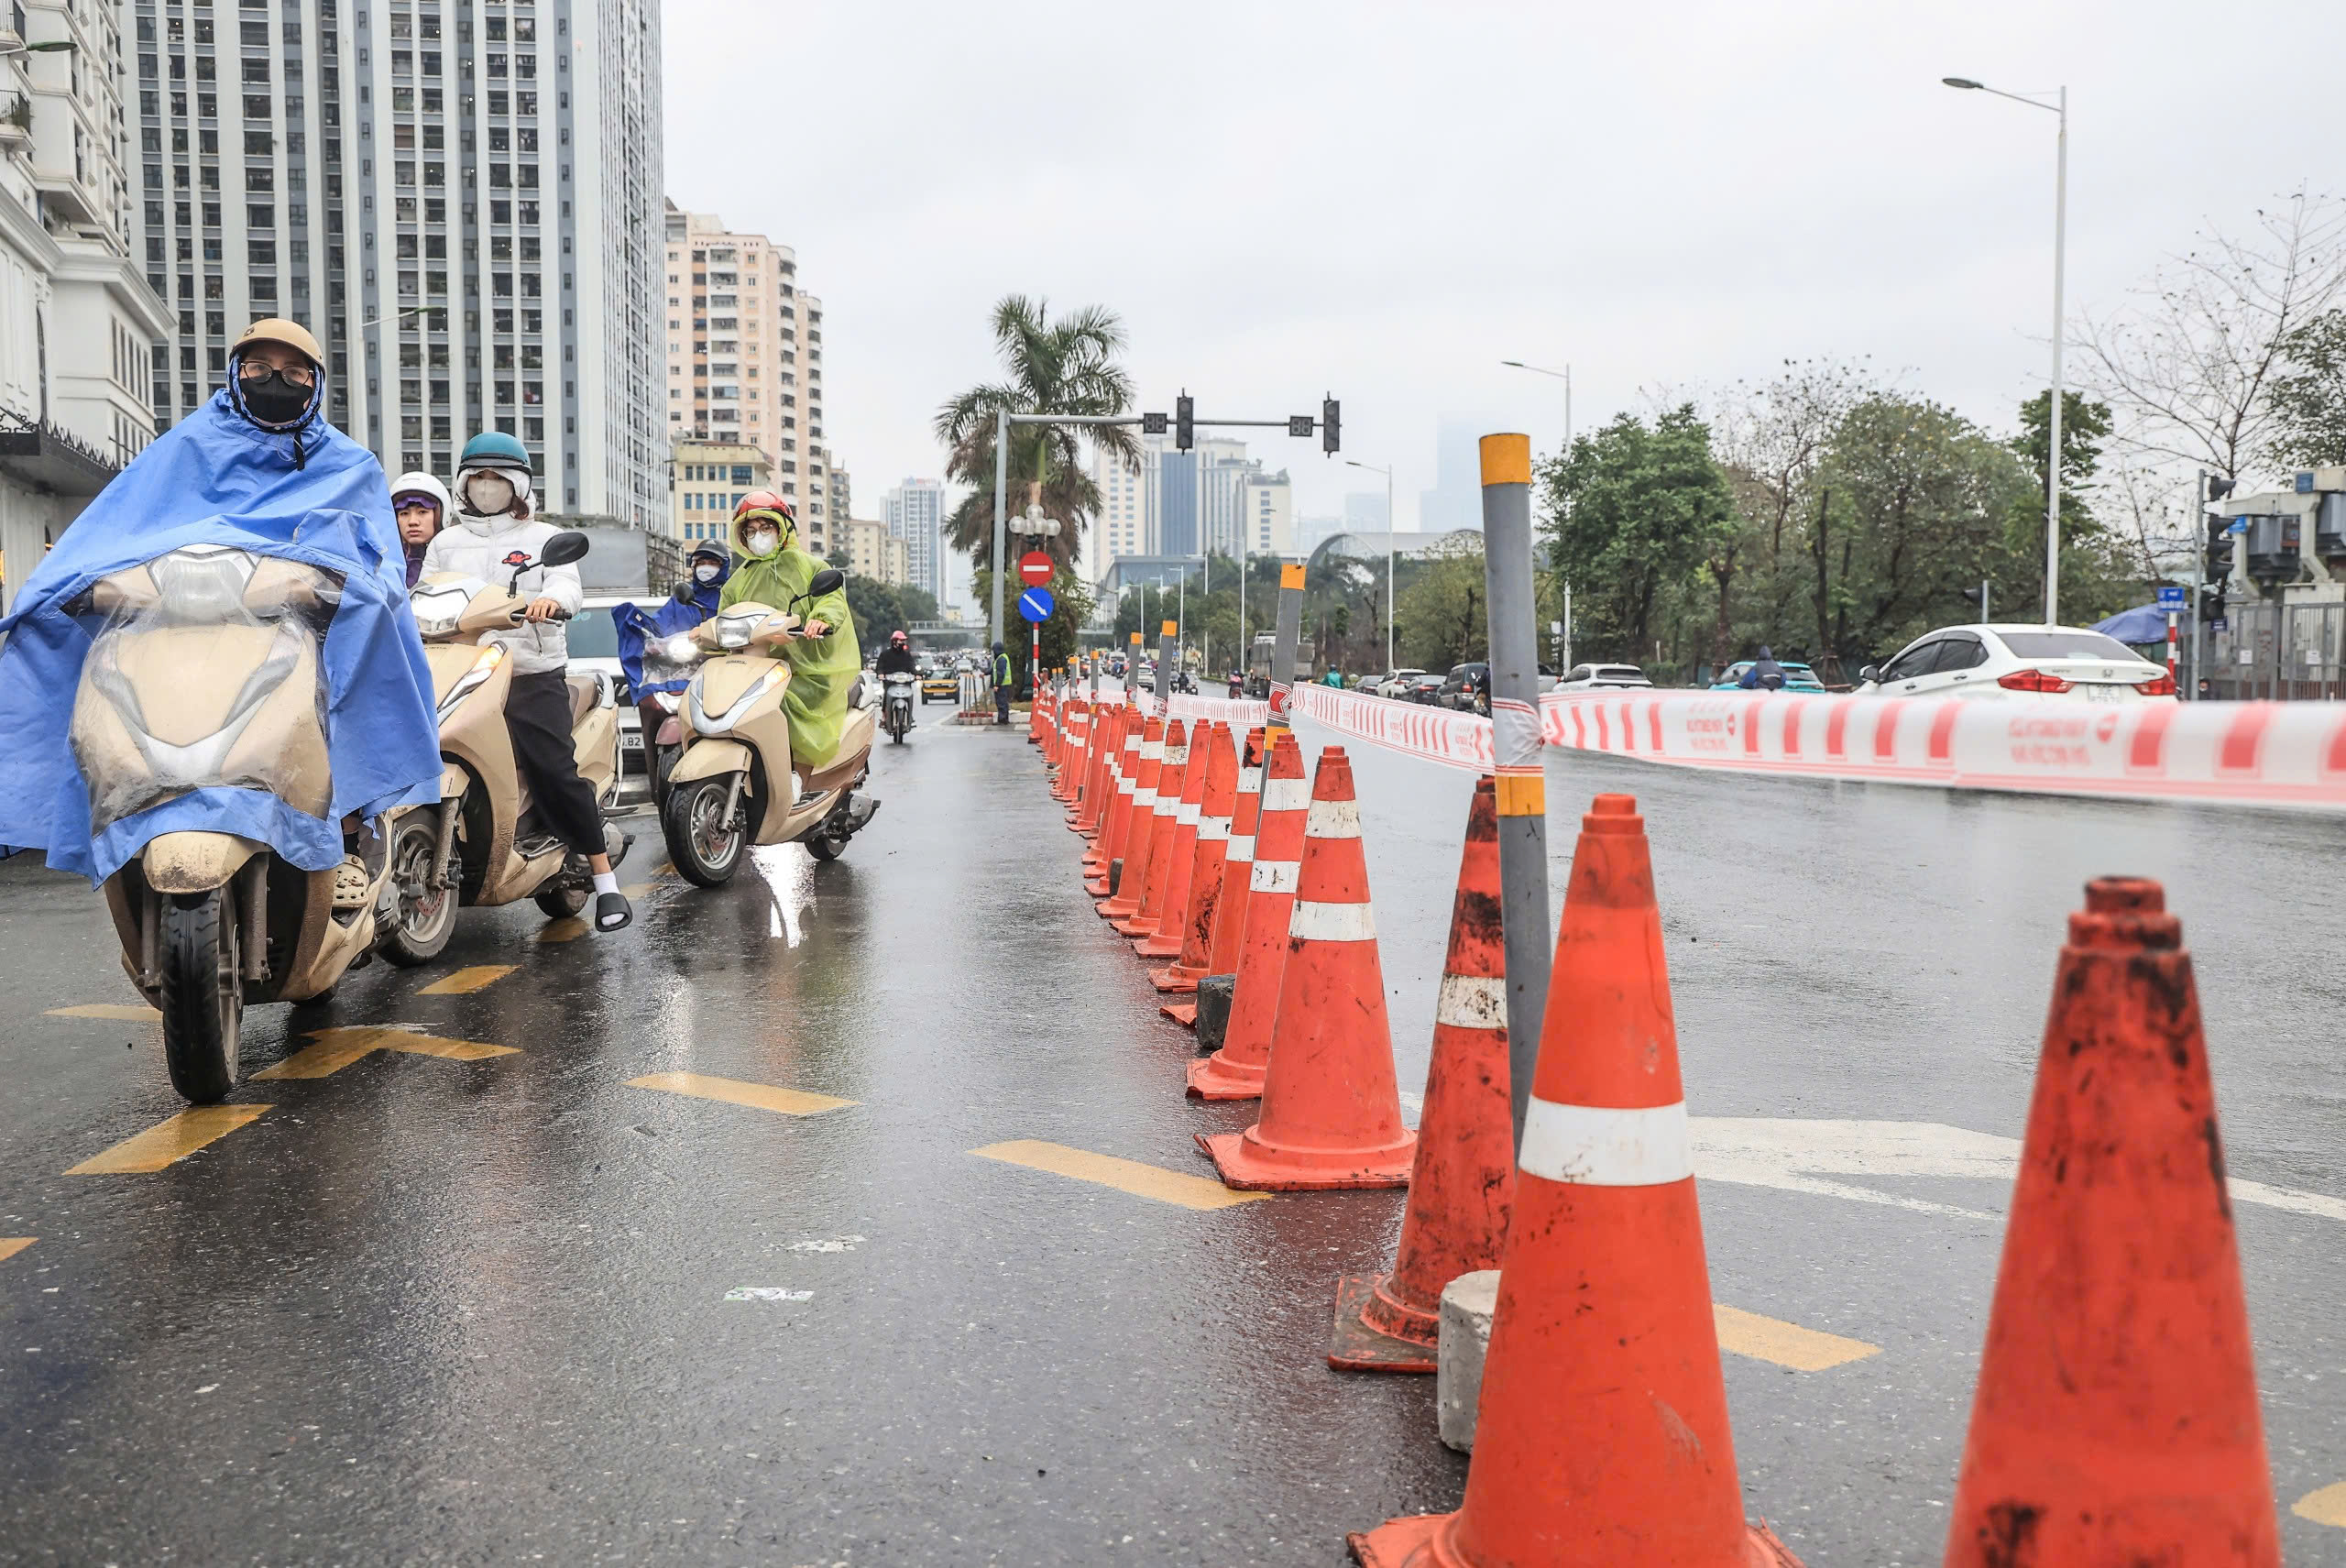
[1945,76,2067,625]
[1346,458,1394,672]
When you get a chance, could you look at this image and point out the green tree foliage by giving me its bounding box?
[840,575,910,648]
[933,296,1137,573]
[2268,310,2346,467]
[2000,389,2137,629]
[1394,536,1489,672]
[1540,406,1736,668]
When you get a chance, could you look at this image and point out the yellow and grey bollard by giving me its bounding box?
[1156,620,1178,714]
[1478,432,1552,1155]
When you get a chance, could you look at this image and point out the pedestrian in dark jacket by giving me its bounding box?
[992,641,1014,724]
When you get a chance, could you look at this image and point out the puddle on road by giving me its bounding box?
[750,844,817,946]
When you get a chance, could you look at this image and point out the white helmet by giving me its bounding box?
[389,470,453,524]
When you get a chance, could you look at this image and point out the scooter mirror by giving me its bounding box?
[806,567,846,598]
[672,579,697,603]
[540,530,591,567]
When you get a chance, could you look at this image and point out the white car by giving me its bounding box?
[1856,623,2176,702]
[568,594,663,801]
[1373,668,1428,699]
[1551,663,1654,692]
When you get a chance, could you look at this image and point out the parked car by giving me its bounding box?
[1551,663,1655,692]
[1710,659,1828,694]
[1372,668,1427,699]
[1437,662,1491,715]
[570,595,647,799]
[1855,624,2176,702]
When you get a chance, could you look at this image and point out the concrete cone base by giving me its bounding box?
[1328,1274,1437,1374]
[1348,1514,1804,1568]
[1196,1126,1415,1191]
[1160,1002,1199,1029]
[1184,1051,1265,1101]
[1146,964,1201,994]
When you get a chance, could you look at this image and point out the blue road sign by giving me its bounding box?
[2212,617,2230,633]
[1017,587,1056,624]
[2227,518,2248,535]
[2156,586,2187,611]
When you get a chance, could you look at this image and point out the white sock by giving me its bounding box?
[593,871,620,897]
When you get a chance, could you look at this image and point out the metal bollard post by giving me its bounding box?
[1268,562,1306,737]
[1479,433,1552,1157]
[1157,620,1177,714]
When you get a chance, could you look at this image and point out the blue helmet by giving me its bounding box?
[457,429,532,473]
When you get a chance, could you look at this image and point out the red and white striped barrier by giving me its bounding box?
[1540,690,2346,811]
[1266,680,2346,811]
[1168,694,1271,729]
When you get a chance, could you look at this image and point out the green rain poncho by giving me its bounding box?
[718,505,861,768]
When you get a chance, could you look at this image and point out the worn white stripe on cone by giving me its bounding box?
[1262,777,1311,812]
[1250,860,1299,894]
[1434,973,1506,1029]
[1133,789,1157,808]
[1198,819,1230,842]
[1141,741,1163,759]
[1518,1099,1694,1187]
[1178,803,1201,826]
[1226,835,1256,861]
[1236,767,1263,794]
[1288,899,1376,942]
[1304,798,1362,839]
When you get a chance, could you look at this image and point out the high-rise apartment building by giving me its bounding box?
[1091,444,1150,568]
[882,476,944,601]
[662,202,836,555]
[1238,468,1293,555]
[668,434,765,543]
[844,516,905,587]
[127,0,666,528]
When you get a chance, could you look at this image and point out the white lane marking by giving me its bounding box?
[726,1288,814,1302]
[1520,1099,1694,1186]
[1686,1119,2346,1225]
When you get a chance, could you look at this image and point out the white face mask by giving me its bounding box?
[742,530,779,558]
[694,564,720,583]
[462,471,518,516]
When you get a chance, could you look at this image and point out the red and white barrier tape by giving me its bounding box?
[1167,694,1270,728]
[1271,681,2346,811]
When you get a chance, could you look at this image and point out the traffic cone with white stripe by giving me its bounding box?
[1072,703,1122,837]
[1944,879,2279,1568]
[1151,724,1238,989]
[1108,719,1185,928]
[1135,722,1215,957]
[1162,726,1263,1023]
[1049,698,1083,800]
[1084,714,1152,898]
[1347,793,1802,1568]
[1329,777,1513,1371]
[1185,731,1304,1093]
[1027,677,1048,744]
[1197,746,1417,1190]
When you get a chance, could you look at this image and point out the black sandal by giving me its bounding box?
[596,891,633,932]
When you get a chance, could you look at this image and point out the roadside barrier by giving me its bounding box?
[1170,694,1269,729]
[1112,719,1188,935]
[1139,721,1221,962]
[1330,778,1515,1372]
[1152,724,1238,992]
[1943,878,2280,1566]
[1198,746,1418,1190]
[1291,683,1496,771]
[1348,793,1802,1567]
[1187,731,1307,1099]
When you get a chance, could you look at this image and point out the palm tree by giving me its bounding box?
[934,295,1139,573]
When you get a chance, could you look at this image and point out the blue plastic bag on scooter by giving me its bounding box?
[0,388,442,885]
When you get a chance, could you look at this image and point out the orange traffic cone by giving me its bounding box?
[1072,704,1122,837]
[1348,794,1800,1568]
[1107,719,1185,927]
[1151,724,1239,990]
[1185,731,1304,1091]
[1027,678,1048,744]
[1197,746,1417,1190]
[1330,778,1513,1372]
[1134,721,1215,956]
[1051,698,1085,797]
[1085,714,1154,899]
[1160,728,1262,1023]
[1944,878,2278,1567]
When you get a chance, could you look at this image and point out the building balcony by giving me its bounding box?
[0,407,121,498]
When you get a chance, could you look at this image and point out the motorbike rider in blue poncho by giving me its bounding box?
[0,318,441,884]
[614,539,730,747]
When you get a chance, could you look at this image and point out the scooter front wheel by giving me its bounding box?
[158,889,243,1104]
[663,773,745,887]
[381,816,456,966]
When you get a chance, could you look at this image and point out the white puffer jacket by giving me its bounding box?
[418,513,584,674]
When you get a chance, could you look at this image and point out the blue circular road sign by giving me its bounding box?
[1018,587,1057,623]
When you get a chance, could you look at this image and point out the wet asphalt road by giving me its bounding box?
[1,696,2342,1566]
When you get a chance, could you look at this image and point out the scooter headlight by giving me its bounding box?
[436,641,506,721]
[411,583,474,638]
[662,633,703,665]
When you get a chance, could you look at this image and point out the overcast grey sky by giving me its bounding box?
[664,0,2341,532]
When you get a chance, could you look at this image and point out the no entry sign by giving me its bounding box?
[1018,552,1054,587]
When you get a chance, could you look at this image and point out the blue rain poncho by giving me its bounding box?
[0,387,441,884]
[613,548,732,698]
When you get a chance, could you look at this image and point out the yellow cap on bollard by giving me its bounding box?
[1479,433,1530,488]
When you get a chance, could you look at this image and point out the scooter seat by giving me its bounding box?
[566,675,599,727]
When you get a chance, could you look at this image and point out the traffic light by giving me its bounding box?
[1141,411,1167,435]
[2199,583,2225,623]
[1175,392,1194,452]
[1321,396,1341,455]
[2204,510,2236,588]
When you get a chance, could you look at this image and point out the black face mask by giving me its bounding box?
[240,370,312,427]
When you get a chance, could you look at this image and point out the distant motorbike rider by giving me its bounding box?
[1739,646,1788,691]
[717,491,860,767]
[420,430,630,932]
[391,471,450,590]
[873,629,918,679]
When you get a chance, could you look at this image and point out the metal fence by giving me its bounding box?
[2203,600,2346,702]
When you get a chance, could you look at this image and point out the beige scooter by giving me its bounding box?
[656,568,878,885]
[68,543,446,1103]
[399,531,623,953]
